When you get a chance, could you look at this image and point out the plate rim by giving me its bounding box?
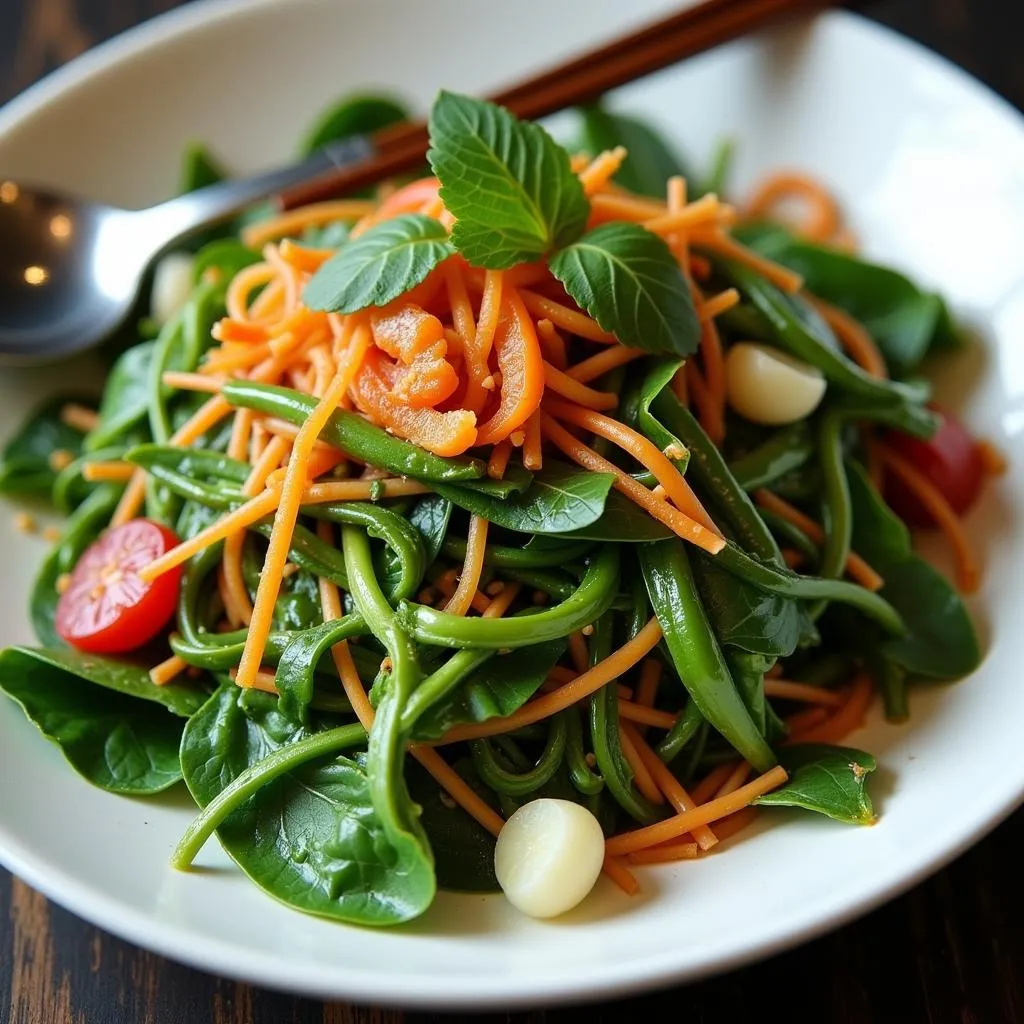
[1,0,1023,1008]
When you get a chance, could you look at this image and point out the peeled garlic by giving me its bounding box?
[725,341,827,425]
[151,252,195,326]
[494,798,605,919]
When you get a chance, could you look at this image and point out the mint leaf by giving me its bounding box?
[427,91,589,269]
[303,214,453,313]
[755,744,877,824]
[549,223,700,355]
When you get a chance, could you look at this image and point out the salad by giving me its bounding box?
[0,90,993,924]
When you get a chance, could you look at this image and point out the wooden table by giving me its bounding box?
[1,1,1022,1021]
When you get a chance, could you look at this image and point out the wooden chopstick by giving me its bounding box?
[280,0,828,209]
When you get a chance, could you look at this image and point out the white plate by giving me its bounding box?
[1,0,1023,1009]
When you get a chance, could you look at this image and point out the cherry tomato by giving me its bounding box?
[884,406,984,527]
[55,519,183,654]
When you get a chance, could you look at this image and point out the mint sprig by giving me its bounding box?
[428,92,589,270]
[549,223,701,356]
[303,214,453,314]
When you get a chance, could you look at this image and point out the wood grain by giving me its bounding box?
[1,1,1023,1021]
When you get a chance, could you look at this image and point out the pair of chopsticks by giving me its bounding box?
[282,0,830,209]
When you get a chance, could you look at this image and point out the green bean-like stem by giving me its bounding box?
[817,412,852,584]
[171,723,366,869]
[442,536,594,569]
[728,422,814,492]
[398,546,620,649]
[655,699,704,765]
[470,715,567,797]
[565,708,604,796]
[401,649,492,732]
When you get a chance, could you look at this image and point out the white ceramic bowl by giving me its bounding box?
[1,0,1022,1009]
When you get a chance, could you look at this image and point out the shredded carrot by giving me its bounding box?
[482,582,522,619]
[60,403,99,433]
[694,288,727,445]
[13,512,36,535]
[618,725,665,805]
[543,362,618,411]
[567,631,590,675]
[566,344,645,384]
[745,172,841,244]
[606,766,788,856]
[714,761,753,799]
[589,191,667,224]
[783,705,830,734]
[487,441,512,480]
[445,515,488,617]
[47,449,74,473]
[437,618,663,745]
[212,319,270,345]
[241,200,375,250]
[518,289,617,343]
[689,763,736,805]
[229,666,279,695]
[409,747,506,836]
[706,806,759,842]
[627,842,700,865]
[464,270,504,414]
[541,413,724,554]
[617,702,676,731]
[522,411,543,471]
[874,444,980,593]
[235,325,371,689]
[620,722,719,851]
[691,228,803,293]
[543,399,720,536]
[643,193,725,234]
[579,146,627,195]
[698,288,740,322]
[788,673,874,746]
[601,855,640,896]
[148,654,189,687]
[140,487,281,581]
[302,479,429,503]
[535,319,568,370]
[764,679,843,706]
[809,296,887,379]
[753,490,884,591]
[81,461,136,483]
[278,239,335,274]
[162,371,224,394]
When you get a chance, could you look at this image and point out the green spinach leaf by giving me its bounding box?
[85,341,157,451]
[0,648,188,794]
[407,494,452,563]
[550,223,700,356]
[0,396,93,499]
[300,94,409,157]
[428,91,589,268]
[303,214,453,314]
[755,743,877,824]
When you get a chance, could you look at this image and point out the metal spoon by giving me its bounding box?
[0,136,373,363]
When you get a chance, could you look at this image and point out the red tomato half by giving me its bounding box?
[55,519,183,654]
[884,407,984,527]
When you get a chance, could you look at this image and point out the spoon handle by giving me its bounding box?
[136,135,376,252]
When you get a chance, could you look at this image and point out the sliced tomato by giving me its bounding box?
[884,406,984,527]
[55,519,183,654]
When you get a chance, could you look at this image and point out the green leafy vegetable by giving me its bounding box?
[303,214,454,314]
[755,744,877,824]
[0,648,192,794]
[577,105,691,197]
[0,396,92,498]
[181,143,227,192]
[85,341,157,451]
[550,223,700,355]
[300,94,409,157]
[428,91,589,268]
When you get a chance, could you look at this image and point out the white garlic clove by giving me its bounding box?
[151,252,195,326]
[725,341,827,425]
[494,798,606,919]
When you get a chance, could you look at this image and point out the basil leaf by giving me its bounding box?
[0,648,189,794]
[303,214,453,314]
[412,638,566,741]
[577,105,693,198]
[0,395,93,499]
[435,460,614,535]
[407,494,452,563]
[550,223,700,355]
[428,91,589,269]
[299,94,409,157]
[85,341,157,451]
[755,744,877,824]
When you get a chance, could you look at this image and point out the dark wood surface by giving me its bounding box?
[1,2,1022,1021]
